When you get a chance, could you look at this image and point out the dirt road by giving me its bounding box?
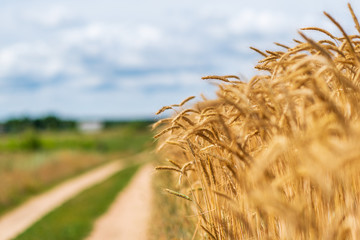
[0,161,124,240]
[86,164,153,240]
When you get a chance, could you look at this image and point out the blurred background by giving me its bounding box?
[0,0,359,122]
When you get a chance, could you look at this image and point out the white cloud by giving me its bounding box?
[23,5,74,28]
[227,9,288,35]
[0,42,66,79]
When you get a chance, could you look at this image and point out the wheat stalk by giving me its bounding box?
[154,4,360,239]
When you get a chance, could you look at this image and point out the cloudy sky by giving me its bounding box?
[0,0,359,120]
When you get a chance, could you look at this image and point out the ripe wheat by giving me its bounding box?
[154,4,360,239]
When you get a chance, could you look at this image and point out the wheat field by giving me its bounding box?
[154,4,360,240]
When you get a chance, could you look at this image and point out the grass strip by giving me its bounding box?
[149,170,196,240]
[15,164,140,240]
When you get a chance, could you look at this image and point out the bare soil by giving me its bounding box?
[86,164,154,240]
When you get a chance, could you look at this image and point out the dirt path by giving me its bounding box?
[86,164,153,240]
[0,161,124,240]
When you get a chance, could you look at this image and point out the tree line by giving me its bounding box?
[0,115,154,133]
[1,116,77,133]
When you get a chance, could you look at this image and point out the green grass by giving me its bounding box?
[149,170,196,240]
[15,164,140,240]
[0,124,153,153]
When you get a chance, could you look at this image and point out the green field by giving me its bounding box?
[0,121,153,215]
[0,121,152,153]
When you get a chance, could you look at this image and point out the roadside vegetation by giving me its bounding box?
[14,164,140,240]
[150,162,196,240]
[0,120,152,152]
[0,121,153,215]
[154,4,360,239]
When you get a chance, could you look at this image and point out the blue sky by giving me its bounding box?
[0,0,359,120]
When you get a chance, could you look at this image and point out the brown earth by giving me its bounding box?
[86,164,154,240]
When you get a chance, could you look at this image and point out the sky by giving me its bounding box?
[0,0,359,120]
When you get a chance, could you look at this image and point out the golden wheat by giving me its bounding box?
[154,4,360,240]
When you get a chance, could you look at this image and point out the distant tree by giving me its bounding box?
[2,115,77,133]
[4,117,32,133]
[43,115,61,130]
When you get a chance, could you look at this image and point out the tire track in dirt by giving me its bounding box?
[0,161,124,240]
[86,164,153,240]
